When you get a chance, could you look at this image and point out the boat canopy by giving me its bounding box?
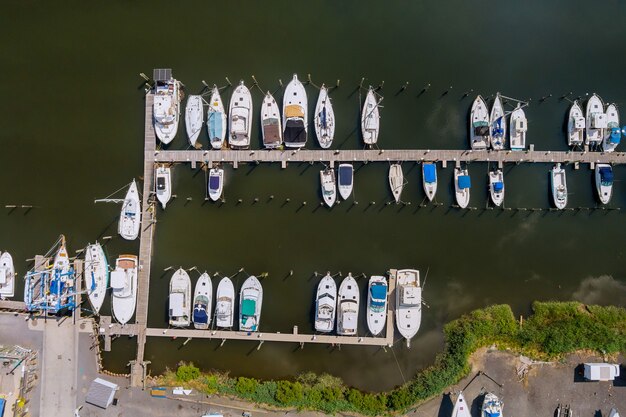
[610,128,621,144]
[209,175,220,191]
[459,175,471,189]
[317,303,333,319]
[370,284,387,301]
[592,113,608,128]
[110,270,126,290]
[193,304,208,324]
[494,181,504,192]
[0,269,6,284]
[573,116,585,129]
[285,105,304,118]
[284,119,306,144]
[262,118,281,143]
[209,112,224,139]
[474,124,489,136]
[423,163,436,183]
[400,286,420,306]
[514,118,527,132]
[338,165,353,185]
[600,167,614,183]
[342,310,357,330]
[242,299,256,316]
[169,293,184,317]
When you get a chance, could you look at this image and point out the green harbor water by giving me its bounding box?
[2,0,626,391]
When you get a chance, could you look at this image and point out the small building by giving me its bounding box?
[85,378,118,409]
[583,363,620,381]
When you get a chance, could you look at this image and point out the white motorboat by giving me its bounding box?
[586,94,606,147]
[361,87,380,145]
[366,275,387,336]
[261,92,282,149]
[470,95,490,150]
[551,163,568,210]
[509,104,527,150]
[455,167,471,209]
[452,392,471,417]
[208,168,224,201]
[320,168,337,207]
[283,74,308,148]
[169,268,191,328]
[153,75,181,145]
[389,163,404,203]
[208,85,227,150]
[568,100,585,147]
[482,392,504,417]
[193,273,212,330]
[489,169,505,207]
[337,274,359,336]
[155,165,172,209]
[228,81,253,149]
[595,163,613,205]
[395,269,421,347]
[185,95,204,148]
[214,277,235,328]
[422,162,437,201]
[337,163,354,200]
[608,409,620,417]
[239,275,263,332]
[602,104,621,152]
[119,179,141,241]
[314,85,335,148]
[314,273,337,333]
[490,93,507,150]
[0,251,15,299]
[84,243,108,314]
[111,254,138,325]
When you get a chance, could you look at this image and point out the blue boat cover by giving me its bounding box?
[610,128,621,144]
[209,175,220,190]
[193,305,208,324]
[50,279,64,294]
[0,398,5,416]
[494,181,504,192]
[423,164,436,183]
[370,283,387,300]
[600,167,613,183]
[338,165,352,185]
[485,412,500,417]
[320,107,327,129]
[209,112,223,139]
[242,299,256,316]
[459,175,471,189]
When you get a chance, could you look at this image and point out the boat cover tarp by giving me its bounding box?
[169,292,184,317]
[459,175,471,189]
[50,279,64,294]
[338,165,352,185]
[320,107,327,128]
[370,284,387,300]
[600,167,614,182]
[423,164,436,183]
[209,175,220,191]
[85,378,118,409]
[285,105,304,118]
[514,118,527,132]
[209,112,224,139]
[592,113,608,128]
[610,128,621,144]
[193,305,208,324]
[401,286,420,305]
[242,299,256,316]
[262,118,281,143]
[474,125,489,136]
[494,181,504,192]
[284,119,306,144]
[0,269,6,284]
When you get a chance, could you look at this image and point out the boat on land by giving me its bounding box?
[489,169,505,207]
[608,409,620,417]
[422,162,437,201]
[261,92,282,149]
[595,163,613,205]
[389,163,404,203]
[452,392,471,417]
[314,273,337,333]
[169,268,191,328]
[185,95,203,147]
[119,179,141,241]
[470,95,490,150]
[208,85,227,150]
[551,163,568,209]
[337,163,354,200]
[603,104,621,152]
[283,74,308,148]
[314,85,335,148]
[509,105,527,150]
[111,254,138,325]
[337,274,359,336]
[361,87,380,145]
[455,167,471,209]
[490,93,507,150]
[240,275,263,332]
[586,94,606,147]
[320,168,337,207]
[482,392,504,417]
[0,252,15,299]
[366,275,388,336]
[214,277,235,328]
[208,168,224,201]
[228,81,253,149]
[568,101,585,147]
[193,273,212,330]
[395,269,421,347]
[84,243,108,314]
[155,165,172,209]
[153,75,181,144]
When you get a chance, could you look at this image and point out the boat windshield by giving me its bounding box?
[338,166,352,185]
[209,175,220,191]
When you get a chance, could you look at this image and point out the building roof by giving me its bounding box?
[85,378,118,409]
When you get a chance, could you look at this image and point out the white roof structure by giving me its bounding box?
[85,378,118,409]
[583,363,620,381]
[170,292,184,317]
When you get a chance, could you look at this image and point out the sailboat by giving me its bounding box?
[452,392,471,417]
[314,273,337,333]
[608,409,620,417]
[361,87,380,145]
[320,168,337,207]
[422,162,437,201]
[489,169,505,207]
[118,179,141,241]
[169,268,191,328]
[192,273,212,330]
[207,85,227,150]
[111,254,138,325]
[490,93,507,150]
[239,275,263,332]
[586,94,606,147]
[153,74,181,144]
[84,243,109,314]
[470,95,490,150]
[314,85,335,148]
[0,251,15,299]
[155,165,172,210]
[395,269,421,347]
[337,274,359,336]
[228,81,253,149]
[602,104,621,152]
[261,92,282,149]
[482,392,503,417]
[568,101,585,147]
[283,74,308,148]
[366,276,388,336]
[215,277,235,328]
[337,163,354,200]
[208,168,224,201]
[455,167,471,209]
[46,238,74,314]
[551,163,567,210]
[509,105,527,151]
[185,95,204,148]
[595,163,613,205]
[389,163,404,203]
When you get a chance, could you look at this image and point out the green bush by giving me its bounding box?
[176,363,200,382]
[235,377,258,395]
[275,380,304,405]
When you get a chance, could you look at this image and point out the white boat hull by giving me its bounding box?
[490,94,506,150]
[155,166,172,209]
[215,277,235,328]
[320,169,336,207]
[84,243,108,314]
[185,95,204,147]
[229,82,252,149]
[595,163,613,205]
[568,101,585,147]
[602,104,620,152]
[422,162,437,201]
[509,106,527,151]
[551,163,568,209]
[489,170,505,207]
[208,168,224,201]
[169,268,192,328]
[239,275,263,332]
[586,94,605,146]
[395,269,421,346]
[314,86,335,148]
[366,275,387,336]
[261,92,282,149]
[361,88,380,145]
[314,274,337,333]
[0,252,15,298]
[337,275,359,336]
[119,180,141,241]
[455,168,470,209]
[470,95,489,150]
[154,78,181,145]
[193,273,213,330]
[208,86,227,150]
[452,392,471,417]
[337,163,354,200]
[283,74,308,148]
[389,164,404,203]
[111,255,138,325]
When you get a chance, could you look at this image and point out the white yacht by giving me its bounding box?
[568,100,585,147]
[422,162,437,201]
[185,95,204,148]
[603,104,620,152]
[169,268,191,328]
[208,168,224,201]
[0,252,15,299]
[193,273,212,330]
[314,85,335,148]
[337,274,359,336]
[320,168,337,207]
[489,169,505,207]
[586,94,606,147]
[482,392,504,417]
[452,392,471,417]
[595,163,613,205]
[228,81,253,149]
[84,243,108,314]
[119,179,141,241]
[208,85,227,150]
[490,93,507,150]
[395,269,421,347]
[214,277,235,328]
[337,163,354,200]
[509,105,527,150]
[155,165,172,209]
[111,254,138,325]
[261,92,282,149]
[283,74,308,148]
[314,274,337,333]
[470,95,490,150]
[551,163,568,210]
[239,275,263,332]
[361,87,380,145]
[153,74,181,145]
[366,275,387,336]
[389,163,404,203]
[455,167,471,209]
